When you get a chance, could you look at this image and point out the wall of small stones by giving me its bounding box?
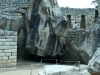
[0,29,17,68]
[0,0,29,13]
[0,0,30,17]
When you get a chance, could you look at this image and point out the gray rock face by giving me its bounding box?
[88,48,100,72]
[66,22,100,64]
[25,0,68,56]
[62,43,84,63]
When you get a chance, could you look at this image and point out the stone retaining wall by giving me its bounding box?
[0,29,17,68]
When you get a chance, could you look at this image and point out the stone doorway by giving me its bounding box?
[80,15,85,29]
[67,15,71,28]
[94,10,99,23]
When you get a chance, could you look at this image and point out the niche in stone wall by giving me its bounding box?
[94,10,99,23]
[67,15,71,28]
[80,15,85,29]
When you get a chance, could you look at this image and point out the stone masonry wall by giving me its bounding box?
[61,8,95,29]
[0,29,17,68]
[0,0,30,14]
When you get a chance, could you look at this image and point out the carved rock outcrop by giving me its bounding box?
[25,0,68,56]
[69,20,100,64]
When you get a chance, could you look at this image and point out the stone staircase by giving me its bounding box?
[66,29,86,43]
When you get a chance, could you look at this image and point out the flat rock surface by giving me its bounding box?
[0,59,90,75]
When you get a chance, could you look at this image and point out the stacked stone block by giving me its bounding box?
[0,29,17,68]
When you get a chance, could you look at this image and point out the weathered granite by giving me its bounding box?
[68,20,100,64]
[88,47,100,72]
[25,0,68,56]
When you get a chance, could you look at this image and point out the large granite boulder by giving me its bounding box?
[65,21,100,64]
[88,48,100,74]
[25,0,68,56]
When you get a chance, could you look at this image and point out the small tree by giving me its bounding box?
[91,0,98,7]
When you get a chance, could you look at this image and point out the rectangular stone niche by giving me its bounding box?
[0,29,17,68]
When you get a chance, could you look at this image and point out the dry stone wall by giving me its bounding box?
[0,29,17,68]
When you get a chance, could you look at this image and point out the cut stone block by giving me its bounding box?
[0,53,5,56]
[1,57,8,60]
[9,56,17,59]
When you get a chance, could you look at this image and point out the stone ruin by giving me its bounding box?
[0,0,100,71]
[61,7,97,29]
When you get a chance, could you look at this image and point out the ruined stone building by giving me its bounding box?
[61,7,98,29]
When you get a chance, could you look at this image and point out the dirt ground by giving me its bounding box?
[0,59,90,75]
